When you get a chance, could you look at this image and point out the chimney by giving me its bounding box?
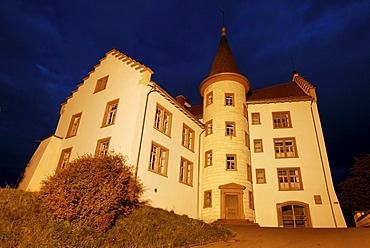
[176,95,191,109]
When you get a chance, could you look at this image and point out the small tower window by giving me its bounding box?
[205,150,212,167]
[204,190,212,208]
[205,120,213,136]
[225,122,236,136]
[206,91,213,106]
[226,154,237,170]
[225,93,234,106]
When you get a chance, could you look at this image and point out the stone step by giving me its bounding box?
[212,219,260,227]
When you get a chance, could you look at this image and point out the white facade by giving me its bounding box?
[19,28,346,227]
[19,50,203,218]
[248,99,346,227]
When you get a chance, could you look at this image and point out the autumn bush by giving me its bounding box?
[1,188,231,247]
[40,153,142,231]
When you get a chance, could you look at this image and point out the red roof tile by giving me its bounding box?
[188,104,203,119]
[247,81,313,103]
[209,27,239,76]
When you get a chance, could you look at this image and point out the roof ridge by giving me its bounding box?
[61,49,154,108]
[252,81,293,91]
[292,72,317,101]
[107,49,153,74]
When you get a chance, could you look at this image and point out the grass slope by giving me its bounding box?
[0,189,230,247]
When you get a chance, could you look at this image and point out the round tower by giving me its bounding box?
[200,27,253,222]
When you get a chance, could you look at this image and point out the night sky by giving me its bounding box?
[1,1,370,188]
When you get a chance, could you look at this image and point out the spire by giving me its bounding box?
[208,26,240,76]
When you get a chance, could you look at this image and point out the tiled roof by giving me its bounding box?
[247,81,313,103]
[188,104,203,119]
[209,27,239,76]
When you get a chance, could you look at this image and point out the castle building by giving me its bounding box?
[19,26,346,228]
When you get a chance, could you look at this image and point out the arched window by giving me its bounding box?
[277,201,311,227]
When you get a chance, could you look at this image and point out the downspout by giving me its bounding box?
[135,85,158,180]
[310,101,338,227]
[196,130,205,219]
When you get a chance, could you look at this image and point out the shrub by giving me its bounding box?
[1,189,231,247]
[40,153,142,231]
[338,153,370,226]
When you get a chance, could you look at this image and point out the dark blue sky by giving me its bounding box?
[1,1,370,187]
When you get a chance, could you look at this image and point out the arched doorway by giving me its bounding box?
[277,201,311,227]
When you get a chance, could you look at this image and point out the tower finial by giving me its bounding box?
[219,7,225,27]
[219,7,226,36]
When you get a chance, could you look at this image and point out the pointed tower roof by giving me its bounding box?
[208,27,240,76]
[199,26,250,96]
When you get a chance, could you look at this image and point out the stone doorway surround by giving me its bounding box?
[219,183,246,220]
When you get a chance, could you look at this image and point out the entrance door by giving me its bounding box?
[225,194,238,219]
[281,204,308,227]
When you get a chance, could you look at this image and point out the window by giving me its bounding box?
[206,91,213,106]
[205,150,212,167]
[204,190,212,208]
[182,124,195,151]
[272,111,292,128]
[249,191,254,209]
[279,203,310,228]
[251,113,261,125]
[274,137,298,158]
[205,120,213,136]
[225,93,234,106]
[95,137,110,157]
[277,168,303,190]
[245,132,250,148]
[254,139,263,152]
[256,169,266,184]
[56,147,72,172]
[179,157,193,186]
[226,154,237,170]
[225,122,236,136]
[94,75,109,93]
[247,164,252,182]
[149,142,168,176]
[154,104,172,136]
[244,105,248,120]
[102,99,119,127]
[66,112,82,138]
[314,195,322,204]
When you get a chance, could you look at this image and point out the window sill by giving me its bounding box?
[101,123,115,128]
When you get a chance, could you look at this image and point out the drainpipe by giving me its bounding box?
[196,130,205,219]
[135,85,158,180]
[310,101,338,227]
